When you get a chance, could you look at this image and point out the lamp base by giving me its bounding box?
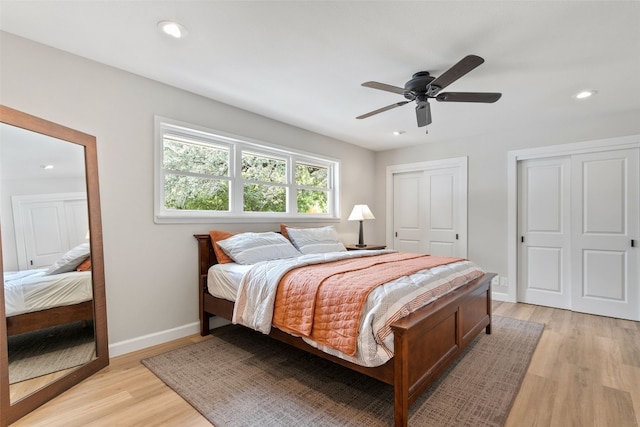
[355,243,367,248]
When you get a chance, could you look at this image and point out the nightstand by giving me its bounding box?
[345,244,386,251]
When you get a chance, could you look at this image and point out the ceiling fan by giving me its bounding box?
[356,55,501,133]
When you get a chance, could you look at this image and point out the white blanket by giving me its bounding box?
[232,251,483,367]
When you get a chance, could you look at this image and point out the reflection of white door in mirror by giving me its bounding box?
[0,105,109,427]
[12,193,89,270]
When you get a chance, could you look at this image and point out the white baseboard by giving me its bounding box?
[491,291,511,302]
[108,317,232,358]
[109,321,201,358]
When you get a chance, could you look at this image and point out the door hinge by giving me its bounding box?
[395,231,398,237]
[521,236,525,243]
[30,260,33,265]
[455,233,459,240]
[632,239,636,248]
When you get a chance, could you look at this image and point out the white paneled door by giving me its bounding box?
[391,160,467,257]
[12,193,88,270]
[393,171,425,254]
[518,148,639,320]
[571,149,639,320]
[518,157,572,309]
[21,201,69,269]
[424,167,466,257]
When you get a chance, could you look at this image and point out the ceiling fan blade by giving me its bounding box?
[429,55,485,91]
[435,92,502,103]
[356,101,409,119]
[415,101,432,128]
[361,81,407,95]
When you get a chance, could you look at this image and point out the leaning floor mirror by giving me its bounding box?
[0,105,108,426]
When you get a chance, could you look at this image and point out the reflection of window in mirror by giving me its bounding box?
[0,122,96,406]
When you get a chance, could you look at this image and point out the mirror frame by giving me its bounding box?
[0,105,109,426]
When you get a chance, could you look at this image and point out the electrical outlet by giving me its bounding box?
[491,276,500,286]
[500,276,508,288]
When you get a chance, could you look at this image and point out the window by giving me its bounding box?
[295,161,329,214]
[155,118,339,223]
[242,151,287,213]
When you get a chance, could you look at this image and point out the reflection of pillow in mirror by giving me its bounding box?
[45,243,91,275]
[216,232,301,265]
[285,226,346,254]
[76,257,92,271]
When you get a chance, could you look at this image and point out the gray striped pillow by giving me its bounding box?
[217,232,301,265]
[286,226,346,254]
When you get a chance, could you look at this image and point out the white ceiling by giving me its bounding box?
[1,1,639,151]
[0,123,86,180]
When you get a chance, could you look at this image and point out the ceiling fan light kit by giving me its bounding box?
[357,55,502,133]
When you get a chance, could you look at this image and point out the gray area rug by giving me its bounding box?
[8,320,96,384]
[142,316,543,427]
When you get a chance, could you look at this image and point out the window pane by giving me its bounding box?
[244,184,286,212]
[295,162,328,188]
[164,137,229,176]
[164,174,229,211]
[297,189,328,214]
[242,152,286,183]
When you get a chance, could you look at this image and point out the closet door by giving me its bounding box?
[518,157,572,309]
[571,149,639,320]
[424,167,465,257]
[12,193,88,270]
[20,201,69,269]
[391,160,467,257]
[393,171,426,253]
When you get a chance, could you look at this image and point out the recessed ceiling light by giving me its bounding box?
[393,130,405,136]
[575,90,597,99]
[158,20,187,39]
[41,164,54,170]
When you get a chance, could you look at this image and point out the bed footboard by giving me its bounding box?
[391,273,493,426]
[6,301,94,336]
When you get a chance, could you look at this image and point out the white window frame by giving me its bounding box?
[154,116,340,223]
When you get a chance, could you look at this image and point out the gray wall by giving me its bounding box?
[0,32,377,351]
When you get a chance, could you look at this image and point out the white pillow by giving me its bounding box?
[45,243,91,275]
[216,232,301,265]
[285,226,346,254]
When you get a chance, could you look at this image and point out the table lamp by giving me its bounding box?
[348,204,375,247]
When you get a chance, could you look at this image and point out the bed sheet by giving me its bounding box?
[4,269,93,317]
[207,263,253,301]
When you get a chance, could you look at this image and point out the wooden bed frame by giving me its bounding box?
[6,301,93,336]
[195,234,494,427]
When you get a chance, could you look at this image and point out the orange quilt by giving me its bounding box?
[271,252,463,356]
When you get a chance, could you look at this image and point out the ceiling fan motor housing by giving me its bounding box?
[404,71,436,99]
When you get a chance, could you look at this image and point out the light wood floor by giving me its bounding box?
[10,301,640,426]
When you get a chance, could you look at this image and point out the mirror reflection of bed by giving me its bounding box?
[0,123,96,404]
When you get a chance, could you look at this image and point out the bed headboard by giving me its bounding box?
[194,234,218,277]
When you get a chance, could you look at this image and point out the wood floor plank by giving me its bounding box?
[525,328,564,378]
[594,386,637,427]
[9,302,640,426]
[504,373,558,427]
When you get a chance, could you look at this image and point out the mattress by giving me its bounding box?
[4,268,93,317]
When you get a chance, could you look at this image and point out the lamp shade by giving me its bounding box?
[348,204,375,221]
